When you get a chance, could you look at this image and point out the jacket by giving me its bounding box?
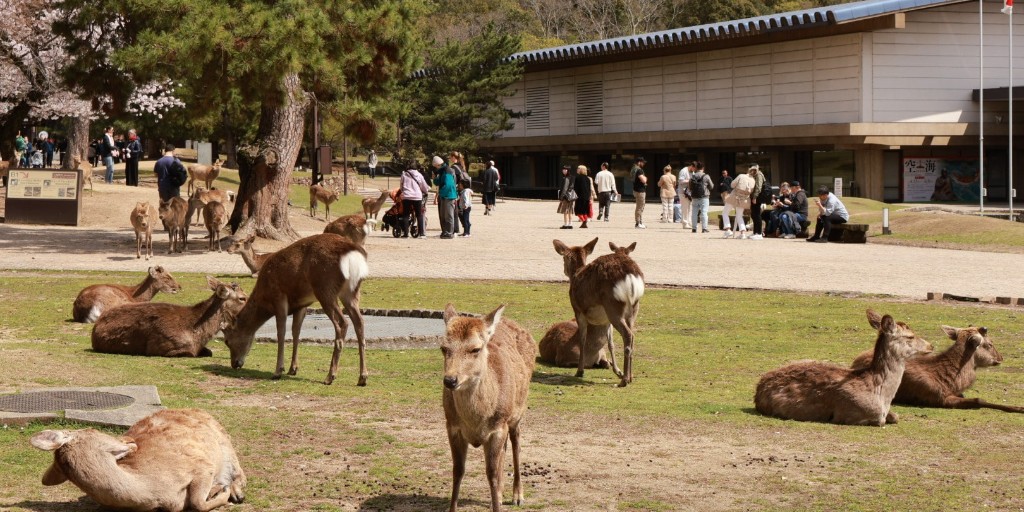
[400,169,429,201]
[433,165,457,200]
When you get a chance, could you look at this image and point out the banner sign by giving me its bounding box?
[7,170,79,200]
[902,157,980,202]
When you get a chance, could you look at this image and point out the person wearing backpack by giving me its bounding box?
[154,143,187,201]
[688,161,714,233]
[748,163,768,240]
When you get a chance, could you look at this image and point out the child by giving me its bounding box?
[457,181,472,237]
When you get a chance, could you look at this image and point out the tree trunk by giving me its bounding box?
[224,130,237,169]
[229,73,308,241]
[63,116,90,169]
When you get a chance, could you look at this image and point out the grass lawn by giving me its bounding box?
[1,273,1022,511]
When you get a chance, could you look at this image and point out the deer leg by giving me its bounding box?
[272,301,289,379]
[447,431,468,512]
[609,314,634,387]
[484,429,508,512]
[322,299,349,386]
[510,422,524,506]
[943,395,1024,413]
[288,308,307,376]
[187,474,231,512]
[342,294,367,386]
[574,314,589,378]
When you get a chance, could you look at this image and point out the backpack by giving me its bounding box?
[689,173,707,199]
[452,164,471,188]
[757,178,774,204]
[170,159,188,187]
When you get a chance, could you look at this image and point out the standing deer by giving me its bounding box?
[225,235,274,277]
[309,183,339,221]
[323,214,376,247]
[72,266,181,323]
[223,233,369,385]
[851,324,1024,413]
[31,408,246,512]
[130,201,158,260]
[73,154,93,192]
[203,201,227,252]
[187,158,223,194]
[552,238,645,387]
[159,197,189,253]
[361,189,389,220]
[441,303,535,512]
[188,187,233,226]
[537,319,610,369]
[755,310,933,426]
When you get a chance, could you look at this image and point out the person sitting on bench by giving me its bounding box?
[807,185,848,243]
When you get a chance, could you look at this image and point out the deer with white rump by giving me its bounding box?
[441,303,536,512]
[72,266,181,323]
[31,408,246,512]
[552,237,645,387]
[223,233,370,385]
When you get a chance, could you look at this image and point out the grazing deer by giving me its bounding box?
[755,310,933,426]
[851,324,1024,413]
[552,238,645,387]
[225,235,274,277]
[203,201,228,252]
[159,197,190,253]
[92,276,246,357]
[223,233,369,385]
[187,158,223,194]
[72,154,93,191]
[323,214,376,247]
[441,303,535,512]
[130,201,158,260]
[31,408,246,512]
[537,319,610,369]
[309,183,339,221]
[361,189,389,220]
[188,187,233,226]
[72,266,181,323]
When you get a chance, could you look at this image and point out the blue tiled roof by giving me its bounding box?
[511,0,965,65]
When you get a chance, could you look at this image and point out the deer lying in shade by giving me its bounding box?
[537,319,610,369]
[72,266,181,323]
[754,310,933,426]
[851,324,1024,413]
[31,408,246,512]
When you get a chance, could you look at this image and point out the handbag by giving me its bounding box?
[565,189,578,202]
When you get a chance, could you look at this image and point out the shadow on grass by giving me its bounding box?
[8,497,99,511]
[740,407,763,417]
[531,371,595,386]
[358,493,467,511]
[199,364,325,384]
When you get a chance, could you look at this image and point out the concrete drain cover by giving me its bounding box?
[0,390,135,413]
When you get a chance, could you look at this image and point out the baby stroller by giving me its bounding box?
[380,188,419,238]
[29,149,44,168]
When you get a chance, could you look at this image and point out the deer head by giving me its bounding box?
[942,325,1003,367]
[440,304,504,391]
[552,237,598,278]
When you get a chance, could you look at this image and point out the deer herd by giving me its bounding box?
[27,172,1023,512]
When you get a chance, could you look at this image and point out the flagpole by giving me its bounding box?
[981,0,986,213]
[1011,6,1015,220]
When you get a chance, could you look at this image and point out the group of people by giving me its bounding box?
[12,131,62,169]
[391,152,501,239]
[557,162,617,229]
[91,126,143,185]
[627,157,717,232]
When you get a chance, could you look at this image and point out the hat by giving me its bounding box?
[748,163,759,170]
[432,155,444,167]
[790,180,800,187]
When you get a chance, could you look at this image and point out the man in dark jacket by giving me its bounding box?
[481,161,500,215]
[154,144,184,201]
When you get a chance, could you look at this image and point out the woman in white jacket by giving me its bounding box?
[722,172,754,239]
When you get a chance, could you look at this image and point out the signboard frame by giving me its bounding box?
[4,168,83,225]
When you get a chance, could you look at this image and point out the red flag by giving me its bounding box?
[1003,0,1013,15]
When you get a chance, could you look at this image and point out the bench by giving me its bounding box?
[826,223,869,243]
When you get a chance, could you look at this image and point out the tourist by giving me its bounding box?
[594,162,616,222]
[432,155,457,239]
[688,161,713,233]
[748,164,767,240]
[482,160,500,215]
[124,129,142,186]
[557,165,575,229]
[631,156,647,229]
[807,185,849,243]
[657,165,677,223]
[574,165,594,228]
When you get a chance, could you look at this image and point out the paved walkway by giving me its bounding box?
[1,193,1022,300]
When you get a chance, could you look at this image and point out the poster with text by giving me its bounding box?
[902,157,979,202]
[6,170,78,200]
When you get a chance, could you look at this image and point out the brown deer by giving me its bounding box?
[552,238,645,387]
[31,408,246,512]
[159,196,190,253]
[203,201,228,252]
[309,183,339,221]
[851,324,1024,413]
[222,233,369,385]
[92,276,246,357]
[323,214,376,247]
[188,187,233,226]
[225,235,274,277]
[361,189,389,220]
[130,201,158,260]
[72,266,181,323]
[754,310,933,426]
[187,158,223,194]
[441,303,535,512]
[72,154,93,191]
[537,319,610,369]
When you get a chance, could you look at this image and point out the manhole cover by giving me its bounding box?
[0,391,135,413]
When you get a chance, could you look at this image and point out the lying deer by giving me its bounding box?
[553,238,645,387]
[188,187,233,226]
[91,276,246,357]
[187,158,223,195]
[442,303,535,512]
[225,235,274,277]
[223,233,369,385]
[203,201,228,252]
[72,266,181,323]
[130,201,158,260]
[159,197,190,253]
[361,189,389,220]
[754,310,933,426]
[309,183,339,221]
[31,408,246,512]
[537,319,610,369]
[851,324,1024,413]
[323,214,376,247]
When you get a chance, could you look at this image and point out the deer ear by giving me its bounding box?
[940,325,958,341]
[207,275,223,290]
[609,242,619,252]
[626,242,637,253]
[483,305,505,340]
[149,266,160,277]
[553,240,569,256]
[583,237,598,255]
[443,303,458,324]
[30,430,73,451]
[879,314,896,334]
[966,335,982,351]
[866,309,882,329]
[41,461,68,486]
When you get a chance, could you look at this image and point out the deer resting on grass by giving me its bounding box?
[323,214,376,247]
[362,189,389,220]
[187,158,223,194]
[441,303,536,512]
[31,408,246,512]
[72,266,181,323]
[225,235,274,277]
[851,324,1024,413]
[130,201,158,260]
[309,183,339,221]
[91,276,246,357]
[223,233,369,385]
[537,319,610,369]
[754,310,933,426]
[552,238,644,387]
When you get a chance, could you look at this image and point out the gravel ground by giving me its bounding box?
[2,180,1023,300]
